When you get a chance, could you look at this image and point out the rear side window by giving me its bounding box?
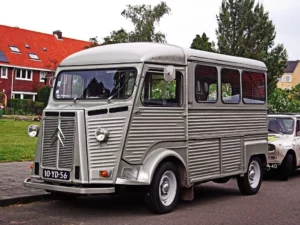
[221,69,240,104]
[242,71,265,104]
[195,65,218,103]
[141,70,183,107]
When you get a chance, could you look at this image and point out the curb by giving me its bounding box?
[0,194,50,207]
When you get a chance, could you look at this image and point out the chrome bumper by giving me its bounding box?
[24,178,115,194]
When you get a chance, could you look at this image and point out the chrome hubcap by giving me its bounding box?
[159,170,177,206]
[248,160,261,188]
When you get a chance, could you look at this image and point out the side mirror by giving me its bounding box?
[164,66,176,82]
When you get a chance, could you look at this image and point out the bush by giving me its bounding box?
[37,86,50,107]
[8,99,44,115]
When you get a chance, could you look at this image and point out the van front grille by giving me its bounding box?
[42,116,75,170]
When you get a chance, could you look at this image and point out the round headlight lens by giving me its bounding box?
[27,124,39,137]
[95,128,109,142]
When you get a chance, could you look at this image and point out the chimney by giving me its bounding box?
[53,30,62,39]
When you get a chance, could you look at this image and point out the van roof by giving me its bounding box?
[60,42,267,71]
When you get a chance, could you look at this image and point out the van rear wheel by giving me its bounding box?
[237,157,262,195]
[145,162,180,214]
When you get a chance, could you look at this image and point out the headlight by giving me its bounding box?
[95,128,109,142]
[27,124,39,137]
[268,144,276,151]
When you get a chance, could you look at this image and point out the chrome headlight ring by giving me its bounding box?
[95,128,109,142]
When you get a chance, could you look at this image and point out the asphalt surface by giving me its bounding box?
[1,171,300,225]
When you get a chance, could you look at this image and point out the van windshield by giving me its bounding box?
[54,68,137,100]
[268,117,294,135]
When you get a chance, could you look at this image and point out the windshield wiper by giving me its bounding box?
[73,90,85,103]
[107,77,134,102]
[268,128,283,135]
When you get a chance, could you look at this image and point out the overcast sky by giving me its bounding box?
[1,0,299,60]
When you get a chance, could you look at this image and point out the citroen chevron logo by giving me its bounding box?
[50,126,65,148]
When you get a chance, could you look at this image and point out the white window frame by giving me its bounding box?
[285,75,291,82]
[9,46,21,53]
[15,69,33,81]
[12,91,37,101]
[28,53,39,60]
[40,71,46,82]
[0,66,8,79]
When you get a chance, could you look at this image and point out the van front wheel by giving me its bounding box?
[145,162,180,214]
[237,157,262,195]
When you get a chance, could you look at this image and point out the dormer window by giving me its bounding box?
[25,44,30,49]
[9,46,20,53]
[28,53,39,60]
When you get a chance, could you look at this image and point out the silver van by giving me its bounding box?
[24,42,269,214]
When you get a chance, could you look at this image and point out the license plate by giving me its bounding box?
[43,169,70,180]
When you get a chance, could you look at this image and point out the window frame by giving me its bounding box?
[40,71,46,82]
[9,46,21,53]
[140,69,183,107]
[0,66,8,79]
[220,68,241,104]
[241,70,266,105]
[194,64,218,104]
[15,69,33,81]
[28,53,39,60]
[285,75,291,82]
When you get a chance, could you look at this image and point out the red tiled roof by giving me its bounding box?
[0,25,91,70]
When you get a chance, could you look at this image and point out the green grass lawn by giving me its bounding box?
[0,119,40,162]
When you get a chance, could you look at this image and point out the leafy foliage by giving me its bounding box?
[216,0,288,96]
[268,88,300,113]
[85,2,171,48]
[190,33,216,52]
[37,86,51,107]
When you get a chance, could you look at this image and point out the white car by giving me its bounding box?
[268,114,300,181]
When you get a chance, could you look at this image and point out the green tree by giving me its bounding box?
[84,37,100,49]
[216,0,288,96]
[268,88,300,113]
[190,33,216,52]
[85,1,171,48]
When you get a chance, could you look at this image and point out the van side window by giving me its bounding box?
[221,69,240,104]
[195,65,218,103]
[141,70,182,107]
[242,71,265,104]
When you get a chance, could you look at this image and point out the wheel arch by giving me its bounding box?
[140,148,188,187]
[286,149,297,169]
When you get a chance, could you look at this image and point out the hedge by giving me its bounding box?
[6,99,45,115]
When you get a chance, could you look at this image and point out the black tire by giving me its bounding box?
[279,154,293,181]
[237,157,262,195]
[145,162,180,214]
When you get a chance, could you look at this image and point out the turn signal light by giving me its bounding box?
[100,171,109,177]
[30,163,34,170]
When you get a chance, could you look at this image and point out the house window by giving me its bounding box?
[1,66,8,78]
[9,46,20,53]
[40,71,46,82]
[15,69,33,81]
[278,76,282,82]
[28,53,39,60]
[285,75,291,82]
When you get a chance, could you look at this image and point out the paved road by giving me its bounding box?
[1,171,300,225]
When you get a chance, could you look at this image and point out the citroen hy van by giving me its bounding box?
[24,42,269,214]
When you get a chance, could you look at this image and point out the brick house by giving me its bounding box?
[0,25,90,106]
[277,60,300,91]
